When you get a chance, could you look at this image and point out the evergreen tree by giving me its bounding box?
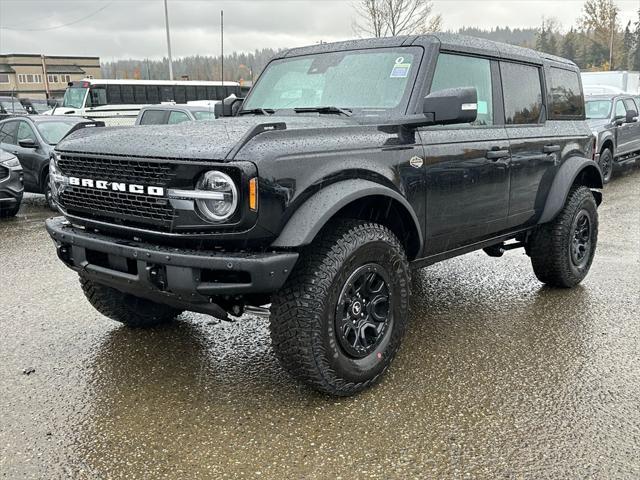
[562,28,579,63]
[633,9,640,70]
[622,21,633,69]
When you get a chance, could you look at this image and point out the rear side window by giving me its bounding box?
[139,110,166,125]
[430,53,493,126]
[167,111,190,124]
[121,85,135,104]
[549,67,584,118]
[501,62,543,124]
[107,85,122,104]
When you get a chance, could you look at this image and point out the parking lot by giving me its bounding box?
[0,165,638,479]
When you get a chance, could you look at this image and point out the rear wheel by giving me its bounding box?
[529,186,598,288]
[269,220,410,396]
[599,148,614,184]
[80,276,181,328]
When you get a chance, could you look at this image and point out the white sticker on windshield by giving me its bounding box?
[390,57,411,78]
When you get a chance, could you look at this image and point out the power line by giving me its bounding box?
[0,2,113,31]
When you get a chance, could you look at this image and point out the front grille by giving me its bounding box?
[57,154,177,230]
[58,154,176,185]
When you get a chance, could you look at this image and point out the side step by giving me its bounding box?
[483,241,525,258]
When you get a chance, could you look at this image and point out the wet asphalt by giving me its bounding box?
[1,166,639,479]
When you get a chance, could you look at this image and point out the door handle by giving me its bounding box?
[486,149,510,160]
[543,144,561,153]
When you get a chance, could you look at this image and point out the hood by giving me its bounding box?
[0,148,17,162]
[56,115,356,160]
[586,118,611,130]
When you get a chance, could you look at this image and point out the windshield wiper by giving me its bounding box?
[238,108,274,116]
[294,106,352,117]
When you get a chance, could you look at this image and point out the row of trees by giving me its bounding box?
[102,0,640,82]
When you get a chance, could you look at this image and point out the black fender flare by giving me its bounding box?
[538,157,603,224]
[598,131,615,153]
[271,179,423,254]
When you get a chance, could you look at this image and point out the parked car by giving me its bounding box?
[46,34,602,396]
[20,98,53,115]
[0,116,104,210]
[585,93,640,183]
[135,104,216,125]
[0,96,29,120]
[0,149,23,218]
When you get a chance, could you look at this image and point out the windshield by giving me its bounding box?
[31,100,50,113]
[36,120,78,145]
[585,100,612,119]
[243,47,420,114]
[62,87,87,109]
[193,111,215,120]
[0,100,27,113]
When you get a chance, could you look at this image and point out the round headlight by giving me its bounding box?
[195,170,238,222]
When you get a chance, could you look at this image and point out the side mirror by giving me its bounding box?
[214,94,244,118]
[626,110,637,123]
[423,87,478,125]
[18,138,38,149]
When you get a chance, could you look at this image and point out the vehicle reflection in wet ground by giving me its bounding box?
[1,167,639,479]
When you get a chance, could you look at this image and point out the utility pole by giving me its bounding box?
[609,0,615,70]
[164,0,174,80]
[221,9,224,86]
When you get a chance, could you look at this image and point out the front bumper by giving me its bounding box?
[46,216,298,314]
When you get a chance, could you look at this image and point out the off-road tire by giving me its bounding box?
[529,186,598,288]
[269,220,410,396]
[80,275,181,328]
[599,148,614,184]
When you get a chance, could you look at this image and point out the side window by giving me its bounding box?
[174,86,186,103]
[501,62,543,124]
[121,85,135,104]
[87,87,107,107]
[134,85,147,104]
[146,86,159,104]
[623,98,638,114]
[614,100,626,118]
[167,111,190,124]
[106,85,122,104]
[0,121,19,144]
[139,110,167,125]
[430,54,493,126]
[549,67,584,118]
[17,121,37,142]
[160,86,174,102]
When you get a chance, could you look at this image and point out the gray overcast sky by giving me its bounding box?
[0,0,639,59]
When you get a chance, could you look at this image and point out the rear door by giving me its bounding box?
[419,52,511,255]
[504,63,580,228]
[622,97,640,155]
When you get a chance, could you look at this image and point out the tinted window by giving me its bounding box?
[17,121,37,142]
[186,86,197,102]
[134,85,147,103]
[0,121,18,144]
[121,85,135,104]
[87,86,107,107]
[430,53,493,126]
[174,86,186,103]
[146,86,159,104]
[549,67,583,118]
[139,110,167,125]
[107,85,122,104]
[160,86,174,102]
[501,62,543,124]
[168,111,190,124]
[196,86,208,100]
[206,86,218,100]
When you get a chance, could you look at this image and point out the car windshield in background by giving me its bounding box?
[0,100,27,113]
[585,100,612,119]
[242,47,420,114]
[31,101,50,113]
[62,87,87,109]
[193,111,215,120]
[36,120,78,144]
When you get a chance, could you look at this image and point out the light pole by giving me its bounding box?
[163,0,174,80]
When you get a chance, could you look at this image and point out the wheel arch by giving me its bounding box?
[271,179,423,259]
[600,137,614,155]
[538,156,603,224]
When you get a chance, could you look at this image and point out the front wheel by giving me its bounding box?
[269,220,410,396]
[529,186,598,288]
[598,148,614,184]
[43,174,57,211]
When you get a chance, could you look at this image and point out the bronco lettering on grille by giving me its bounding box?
[68,176,165,196]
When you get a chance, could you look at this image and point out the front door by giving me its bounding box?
[419,53,510,256]
[14,120,45,190]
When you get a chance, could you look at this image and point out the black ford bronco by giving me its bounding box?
[46,34,602,396]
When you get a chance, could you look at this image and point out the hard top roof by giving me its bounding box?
[279,33,577,68]
[140,104,216,112]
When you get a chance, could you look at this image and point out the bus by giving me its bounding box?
[47,78,242,124]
